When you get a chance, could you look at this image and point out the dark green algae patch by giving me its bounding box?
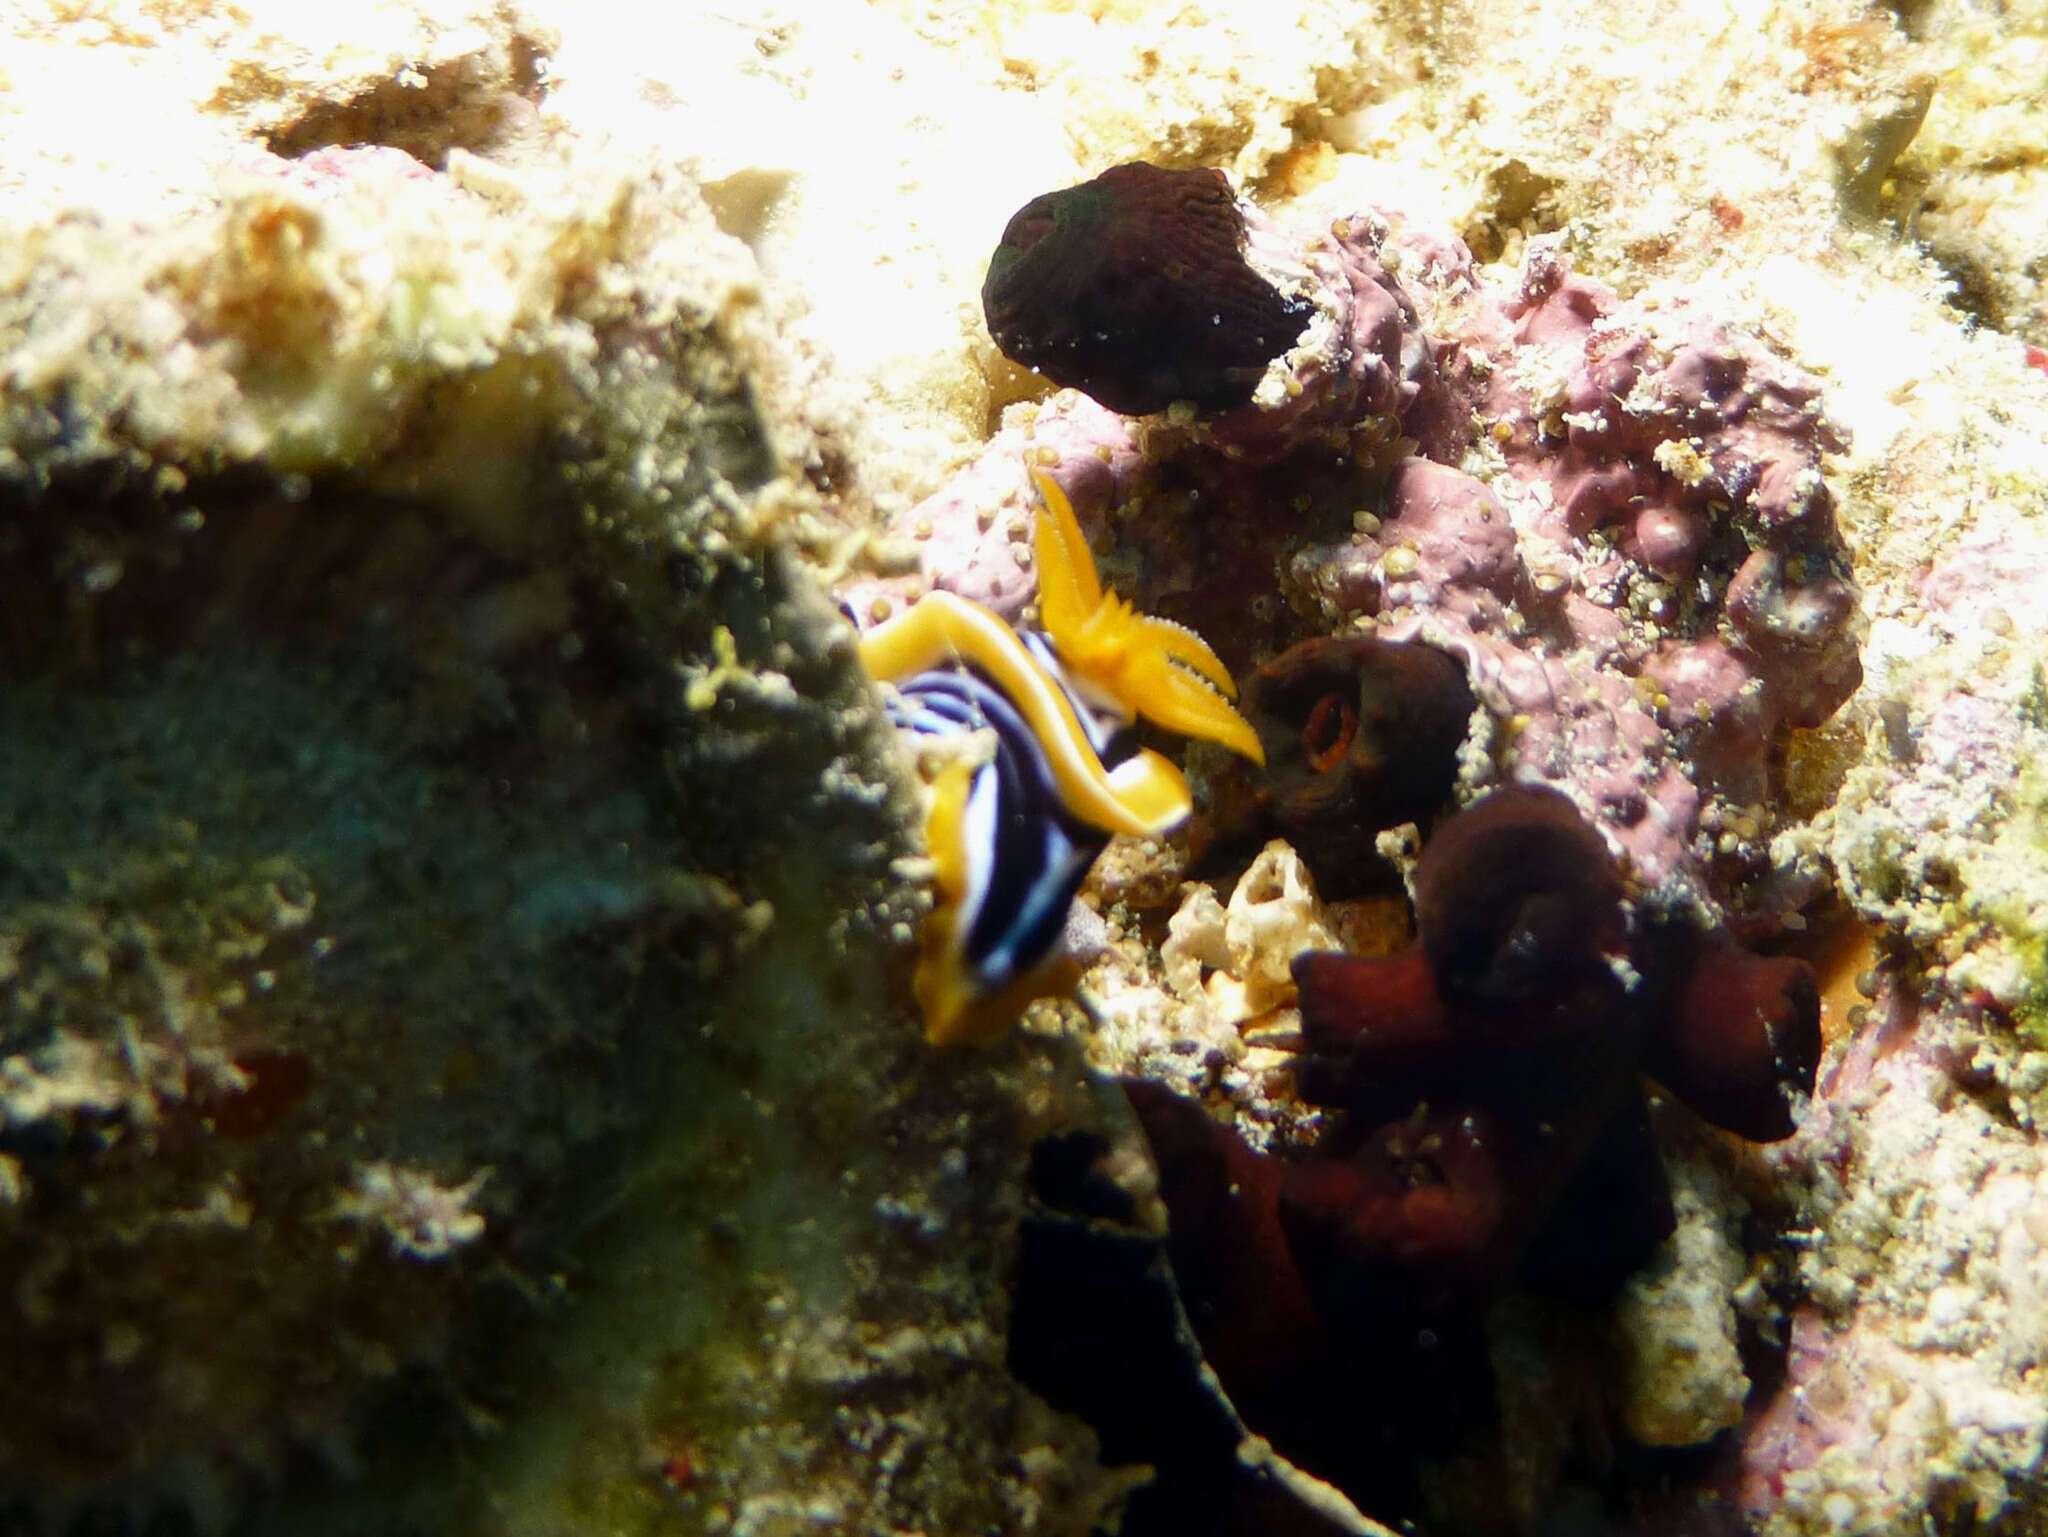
[0,466,1123,1535]
[0,471,776,1493]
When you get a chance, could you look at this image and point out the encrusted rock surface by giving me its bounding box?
[10,0,2048,1533]
[1891,0,2048,345]
[864,204,1862,924]
[0,28,1131,1535]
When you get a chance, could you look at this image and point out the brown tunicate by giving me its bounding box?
[1411,785,1629,1011]
[981,162,1311,416]
[1242,635,1473,898]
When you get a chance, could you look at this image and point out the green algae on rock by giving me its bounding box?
[0,127,1131,1536]
[0,489,757,1489]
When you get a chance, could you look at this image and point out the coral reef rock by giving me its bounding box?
[0,81,1128,1537]
[19,0,2048,1532]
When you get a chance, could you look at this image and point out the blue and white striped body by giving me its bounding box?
[856,468,1260,1043]
[887,635,1137,1002]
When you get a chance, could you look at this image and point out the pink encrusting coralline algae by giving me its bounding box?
[1293,238,1862,916]
[851,175,1861,925]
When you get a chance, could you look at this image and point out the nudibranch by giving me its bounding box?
[861,470,1262,1044]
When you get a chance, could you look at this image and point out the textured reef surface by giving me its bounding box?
[851,158,1839,1529]
[0,81,1122,1537]
[7,0,2048,1534]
